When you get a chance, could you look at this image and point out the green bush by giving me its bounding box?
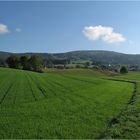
[120,66,128,74]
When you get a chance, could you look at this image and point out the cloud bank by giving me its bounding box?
[83,25,126,43]
[0,23,9,34]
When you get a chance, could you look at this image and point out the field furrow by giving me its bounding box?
[0,82,14,105]
[27,74,47,98]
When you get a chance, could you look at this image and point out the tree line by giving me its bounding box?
[2,54,128,74]
[6,55,43,72]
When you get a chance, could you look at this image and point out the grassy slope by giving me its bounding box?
[0,68,134,138]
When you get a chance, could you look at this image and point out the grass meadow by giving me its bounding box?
[0,67,136,138]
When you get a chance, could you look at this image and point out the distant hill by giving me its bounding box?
[53,50,140,65]
[1,50,140,65]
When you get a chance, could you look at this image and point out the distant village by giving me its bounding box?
[43,58,140,72]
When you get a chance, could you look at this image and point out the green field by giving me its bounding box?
[103,72,140,139]
[0,67,136,138]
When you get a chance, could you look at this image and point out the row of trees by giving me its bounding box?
[6,55,43,72]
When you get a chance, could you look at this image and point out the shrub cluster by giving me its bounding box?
[120,66,128,74]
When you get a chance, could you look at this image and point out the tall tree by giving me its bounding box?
[120,66,128,74]
[29,55,43,72]
[84,61,90,68]
[6,55,20,69]
[20,56,30,70]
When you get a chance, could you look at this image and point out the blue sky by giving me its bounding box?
[0,1,140,54]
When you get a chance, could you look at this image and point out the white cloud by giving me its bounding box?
[16,28,21,32]
[0,23,9,34]
[83,25,126,43]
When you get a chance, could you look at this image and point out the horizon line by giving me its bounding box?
[0,49,140,55]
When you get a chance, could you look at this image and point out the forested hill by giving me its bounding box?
[1,50,140,65]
